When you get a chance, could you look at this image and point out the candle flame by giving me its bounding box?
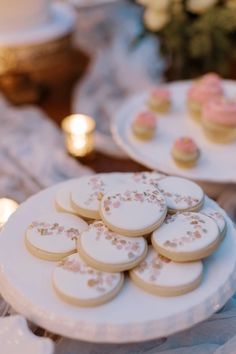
[0,198,19,227]
[62,114,95,135]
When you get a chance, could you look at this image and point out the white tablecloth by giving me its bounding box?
[0,95,92,203]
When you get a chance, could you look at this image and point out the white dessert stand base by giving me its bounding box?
[0,180,235,343]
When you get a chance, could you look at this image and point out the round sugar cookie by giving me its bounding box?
[71,174,123,220]
[55,181,79,215]
[120,171,166,188]
[25,213,88,261]
[100,185,167,237]
[130,247,203,297]
[78,221,148,272]
[151,212,220,262]
[200,207,227,241]
[157,176,204,213]
[52,253,124,307]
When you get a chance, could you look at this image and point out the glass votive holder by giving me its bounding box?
[61,114,96,157]
[0,198,19,229]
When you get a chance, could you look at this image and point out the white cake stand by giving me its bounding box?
[0,180,235,343]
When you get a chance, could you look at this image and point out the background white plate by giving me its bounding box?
[68,0,118,9]
[112,81,236,183]
[0,180,236,343]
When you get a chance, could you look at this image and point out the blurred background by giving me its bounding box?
[2,0,236,106]
[0,0,235,214]
[0,2,236,352]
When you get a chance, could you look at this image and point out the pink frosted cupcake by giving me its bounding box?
[198,73,222,86]
[147,87,171,113]
[171,137,200,168]
[187,78,223,122]
[132,111,157,140]
[202,98,236,143]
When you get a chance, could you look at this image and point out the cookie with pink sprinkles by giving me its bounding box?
[100,184,167,237]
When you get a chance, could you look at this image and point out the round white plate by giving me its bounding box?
[112,80,236,183]
[69,0,118,9]
[0,180,235,343]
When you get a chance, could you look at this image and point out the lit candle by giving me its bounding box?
[0,198,19,229]
[61,114,96,157]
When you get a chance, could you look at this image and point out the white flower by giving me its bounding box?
[137,0,170,10]
[148,0,171,11]
[136,0,150,6]
[226,0,236,8]
[172,0,183,14]
[144,8,170,31]
[187,0,218,14]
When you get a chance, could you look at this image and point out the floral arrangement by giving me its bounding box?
[136,0,236,79]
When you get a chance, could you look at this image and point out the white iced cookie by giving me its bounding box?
[52,253,124,306]
[71,174,122,219]
[200,207,227,241]
[130,247,203,297]
[55,182,78,215]
[100,185,167,237]
[25,213,88,261]
[152,212,220,262]
[120,171,166,188]
[78,221,148,272]
[157,176,204,213]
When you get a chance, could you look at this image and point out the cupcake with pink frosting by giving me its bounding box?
[187,74,223,122]
[202,98,236,143]
[147,87,171,113]
[132,111,157,140]
[171,137,200,168]
[198,73,222,86]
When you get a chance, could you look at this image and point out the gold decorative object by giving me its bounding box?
[0,34,77,104]
[0,35,72,76]
[0,4,83,104]
[0,198,19,228]
[61,114,96,157]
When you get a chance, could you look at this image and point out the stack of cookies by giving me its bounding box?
[24,172,227,306]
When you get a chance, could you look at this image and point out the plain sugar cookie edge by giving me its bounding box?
[167,197,205,214]
[129,268,203,297]
[24,234,77,261]
[151,233,221,262]
[52,270,125,307]
[157,176,205,212]
[99,203,167,237]
[78,236,149,273]
[70,195,100,220]
[54,198,78,216]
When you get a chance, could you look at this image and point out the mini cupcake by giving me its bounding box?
[198,72,222,86]
[132,111,157,140]
[171,137,200,168]
[147,87,171,113]
[187,79,223,122]
[202,98,236,143]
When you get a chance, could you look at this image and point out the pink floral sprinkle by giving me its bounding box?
[134,111,156,128]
